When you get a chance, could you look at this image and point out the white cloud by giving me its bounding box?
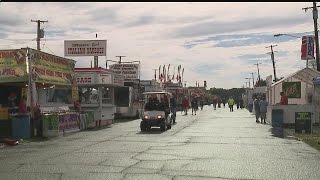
[0,2,317,89]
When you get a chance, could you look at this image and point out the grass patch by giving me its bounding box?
[294,133,320,151]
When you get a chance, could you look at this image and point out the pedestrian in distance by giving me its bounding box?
[259,96,268,124]
[227,97,235,112]
[199,98,204,110]
[182,96,189,115]
[191,96,198,115]
[253,95,260,123]
[170,93,177,123]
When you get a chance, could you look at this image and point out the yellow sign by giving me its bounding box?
[0,49,28,83]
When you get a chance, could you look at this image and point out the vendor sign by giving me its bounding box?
[282,81,301,98]
[109,63,140,80]
[0,49,28,83]
[29,49,76,86]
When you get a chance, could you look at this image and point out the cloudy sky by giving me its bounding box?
[0,2,317,89]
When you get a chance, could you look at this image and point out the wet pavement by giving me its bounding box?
[1,106,320,180]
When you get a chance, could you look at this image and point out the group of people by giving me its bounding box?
[181,96,200,115]
[253,95,269,124]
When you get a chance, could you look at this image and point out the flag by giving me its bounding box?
[167,64,170,80]
[172,66,175,80]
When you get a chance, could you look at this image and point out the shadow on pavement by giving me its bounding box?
[137,128,164,134]
[269,127,284,138]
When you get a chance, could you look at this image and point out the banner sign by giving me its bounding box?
[58,113,80,132]
[301,35,315,60]
[30,49,75,86]
[282,81,301,98]
[0,49,28,83]
[109,63,140,79]
[64,40,107,56]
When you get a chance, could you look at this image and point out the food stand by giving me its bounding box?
[75,67,125,127]
[0,47,78,138]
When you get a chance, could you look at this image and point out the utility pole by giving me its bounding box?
[251,72,255,87]
[266,45,277,82]
[116,55,126,64]
[94,33,98,68]
[254,63,262,85]
[303,2,320,71]
[31,19,48,51]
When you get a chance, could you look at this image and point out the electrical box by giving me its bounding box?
[40,29,45,38]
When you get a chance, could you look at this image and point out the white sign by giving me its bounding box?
[113,74,124,86]
[98,74,112,84]
[76,73,95,85]
[109,63,140,80]
[64,40,107,56]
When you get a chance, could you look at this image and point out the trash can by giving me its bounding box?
[11,115,31,139]
[42,113,59,138]
[0,119,12,137]
[272,109,283,128]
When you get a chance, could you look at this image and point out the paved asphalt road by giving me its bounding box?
[1,106,320,180]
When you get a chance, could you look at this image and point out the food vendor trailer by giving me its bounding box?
[75,67,125,127]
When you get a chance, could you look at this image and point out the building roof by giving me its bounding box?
[271,67,320,87]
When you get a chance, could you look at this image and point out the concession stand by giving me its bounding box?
[0,47,79,139]
[75,67,125,127]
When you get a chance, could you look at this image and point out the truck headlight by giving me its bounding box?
[157,115,162,119]
[144,115,149,119]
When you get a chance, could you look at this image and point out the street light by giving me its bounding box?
[274,33,300,39]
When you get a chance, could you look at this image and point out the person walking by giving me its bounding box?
[227,97,235,112]
[199,98,204,110]
[170,94,177,123]
[182,96,189,115]
[259,96,268,124]
[212,97,217,110]
[253,95,261,123]
[222,98,226,108]
[191,96,198,115]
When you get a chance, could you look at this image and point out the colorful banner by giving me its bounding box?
[0,49,28,83]
[30,49,76,86]
[282,81,301,98]
[58,113,80,132]
[301,35,315,60]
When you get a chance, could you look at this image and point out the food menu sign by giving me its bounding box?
[0,49,28,83]
[30,49,76,86]
[282,81,301,98]
[109,63,140,80]
[64,40,107,56]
